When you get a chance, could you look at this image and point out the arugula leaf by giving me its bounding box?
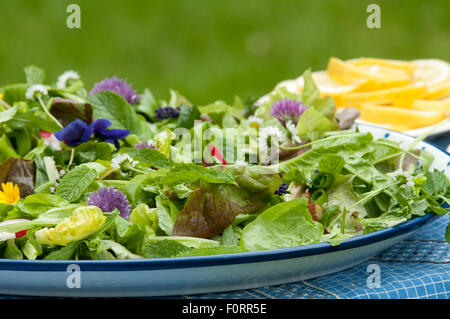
[159,164,235,186]
[318,154,345,174]
[88,91,142,134]
[55,166,97,202]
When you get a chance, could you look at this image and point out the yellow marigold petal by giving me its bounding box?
[0,182,20,204]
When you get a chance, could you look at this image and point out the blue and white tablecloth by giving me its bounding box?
[184,134,450,299]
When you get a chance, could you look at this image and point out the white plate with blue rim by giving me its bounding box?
[0,124,448,298]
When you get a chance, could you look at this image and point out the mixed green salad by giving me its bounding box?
[0,65,448,261]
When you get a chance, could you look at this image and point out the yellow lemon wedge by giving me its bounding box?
[337,83,427,108]
[327,57,412,89]
[412,59,450,87]
[349,57,417,76]
[360,103,445,130]
[411,99,450,117]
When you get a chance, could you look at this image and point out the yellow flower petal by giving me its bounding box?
[0,182,20,205]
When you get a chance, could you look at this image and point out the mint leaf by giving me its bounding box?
[318,154,345,174]
[423,169,449,195]
[55,166,97,202]
[88,91,142,134]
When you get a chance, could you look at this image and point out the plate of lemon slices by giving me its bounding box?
[273,57,450,137]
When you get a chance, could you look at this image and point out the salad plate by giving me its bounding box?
[0,124,448,298]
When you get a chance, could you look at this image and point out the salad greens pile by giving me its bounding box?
[0,65,448,261]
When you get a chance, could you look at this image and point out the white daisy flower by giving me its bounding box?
[258,126,286,145]
[56,70,80,89]
[248,116,264,129]
[111,154,138,170]
[25,84,48,100]
[285,120,301,144]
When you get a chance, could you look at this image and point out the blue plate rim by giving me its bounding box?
[0,124,447,272]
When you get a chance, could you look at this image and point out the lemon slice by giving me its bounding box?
[411,99,450,116]
[412,59,450,87]
[296,71,364,96]
[360,103,444,130]
[338,83,427,108]
[349,58,417,75]
[327,57,411,88]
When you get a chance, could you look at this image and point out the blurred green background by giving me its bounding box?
[0,0,449,104]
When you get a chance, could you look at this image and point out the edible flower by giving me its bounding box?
[56,70,80,89]
[111,154,138,170]
[247,116,264,129]
[155,106,180,120]
[134,141,155,149]
[86,187,131,219]
[25,84,48,101]
[0,182,20,205]
[54,118,130,149]
[270,98,307,125]
[274,182,288,195]
[90,76,140,104]
[35,206,106,246]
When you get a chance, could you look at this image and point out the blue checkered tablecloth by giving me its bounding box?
[184,134,450,299]
[0,135,449,300]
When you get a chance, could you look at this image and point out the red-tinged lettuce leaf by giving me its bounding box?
[0,157,36,197]
[50,98,93,126]
[172,166,281,239]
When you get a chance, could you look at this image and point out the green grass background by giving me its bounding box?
[0,0,449,104]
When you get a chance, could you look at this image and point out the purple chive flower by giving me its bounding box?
[54,118,129,149]
[87,187,131,219]
[90,76,141,105]
[270,98,307,126]
[274,182,289,195]
[155,106,179,120]
[134,141,155,149]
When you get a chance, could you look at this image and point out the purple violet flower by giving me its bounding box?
[54,118,129,149]
[90,76,141,105]
[86,187,131,219]
[134,141,155,149]
[270,98,307,126]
